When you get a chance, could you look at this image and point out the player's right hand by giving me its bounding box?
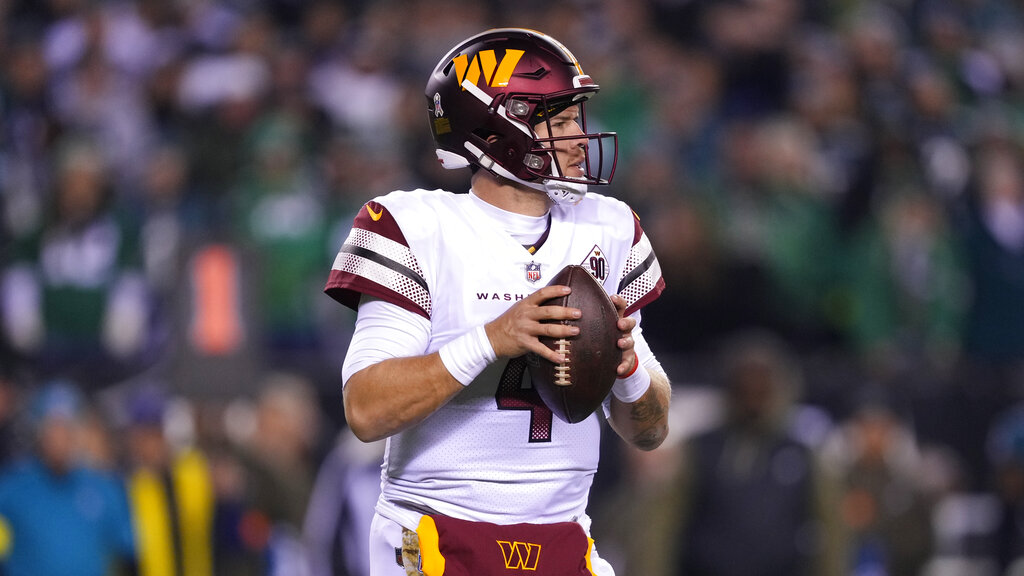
[484,285,580,364]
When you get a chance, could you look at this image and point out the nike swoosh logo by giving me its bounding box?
[366,204,383,221]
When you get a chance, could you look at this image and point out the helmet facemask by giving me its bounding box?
[480,88,618,205]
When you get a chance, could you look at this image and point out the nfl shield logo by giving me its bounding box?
[525,262,542,283]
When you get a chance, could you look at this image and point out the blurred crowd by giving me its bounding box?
[0,0,1023,575]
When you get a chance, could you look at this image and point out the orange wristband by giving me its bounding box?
[619,351,639,379]
[612,351,650,402]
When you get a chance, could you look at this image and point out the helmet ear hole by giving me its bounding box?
[471,129,504,152]
[470,129,515,164]
[478,131,500,145]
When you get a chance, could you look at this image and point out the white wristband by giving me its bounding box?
[438,325,497,386]
[612,364,651,403]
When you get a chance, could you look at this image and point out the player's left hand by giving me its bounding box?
[610,295,638,377]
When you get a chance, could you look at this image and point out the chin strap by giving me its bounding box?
[543,179,587,206]
[450,142,589,206]
[496,165,587,207]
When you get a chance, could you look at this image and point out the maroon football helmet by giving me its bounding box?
[426,28,617,205]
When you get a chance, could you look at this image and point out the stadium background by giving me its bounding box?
[1,0,1024,574]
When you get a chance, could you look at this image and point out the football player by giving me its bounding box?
[325,28,671,576]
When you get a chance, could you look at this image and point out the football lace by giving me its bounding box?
[554,338,571,386]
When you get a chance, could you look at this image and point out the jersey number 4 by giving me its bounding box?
[495,356,553,442]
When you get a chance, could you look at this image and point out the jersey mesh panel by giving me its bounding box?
[617,233,659,308]
[339,228,431,314]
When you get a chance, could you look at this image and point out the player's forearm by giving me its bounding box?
[609,368,671,451]
[344,353,465,442]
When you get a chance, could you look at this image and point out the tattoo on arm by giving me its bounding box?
[626,372,671,450]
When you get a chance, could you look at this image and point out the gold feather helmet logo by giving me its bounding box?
[452,49,525,89]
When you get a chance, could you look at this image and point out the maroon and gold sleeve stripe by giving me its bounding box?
[324,201,432,319]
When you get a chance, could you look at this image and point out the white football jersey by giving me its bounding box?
[325,189,664,529]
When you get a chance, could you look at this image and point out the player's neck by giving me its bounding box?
[471,170,551,217]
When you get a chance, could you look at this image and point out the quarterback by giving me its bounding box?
[325,28,671,576]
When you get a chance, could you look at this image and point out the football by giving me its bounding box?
[529,264,621,424]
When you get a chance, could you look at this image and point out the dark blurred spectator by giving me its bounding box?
[0,371,19,467]
[718,116,846,347]
[246,373,320,526]
[307,3,408,152]
[822,395,935,576]
[213,372,321,576]
[987,403,1024,573]
[267,40,321,127]
[44,3,166,194]
[0,31,61,244]
[136,142,201,292]
[935,138,1024,489]
[177,10,272,218]
[640,192,770,379]
[0,137,153,388]
[988,403,1024,571]
[298,1,351,65]
[78,390,119,472]
[840,189,968,385]
[623,330,848,576]
[906,60,974,202]
[0,381,136,576]
[303,432,384,576]
[229,111,334,377]
[788,28,880,232]
[701,0,801,120]
[957,140,1024,366]
[41,0,186,81]
[133,142,207,368]
[121,383,216,576]
[841,3,915,148]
